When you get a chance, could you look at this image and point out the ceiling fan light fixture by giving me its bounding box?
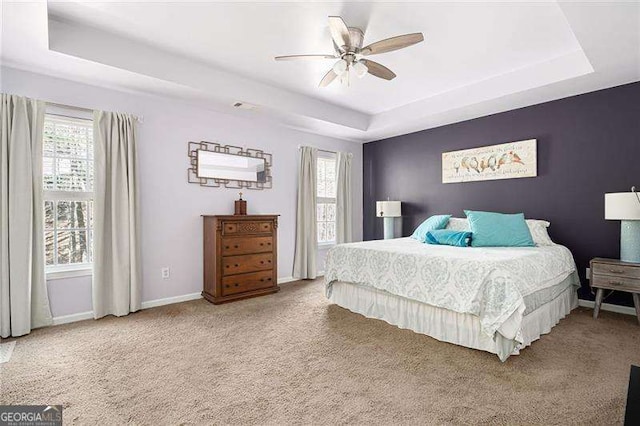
[353,61,368,78]
[332,59,348,76]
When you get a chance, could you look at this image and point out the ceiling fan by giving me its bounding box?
[275,16,424,87]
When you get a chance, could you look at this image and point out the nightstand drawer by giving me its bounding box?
[590,257,640,325]
[592,263,640,279]
[592,275,640,292]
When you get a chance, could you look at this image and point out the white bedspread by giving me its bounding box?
[325,238,578,340]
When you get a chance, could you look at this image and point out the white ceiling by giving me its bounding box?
[1,1,639,143]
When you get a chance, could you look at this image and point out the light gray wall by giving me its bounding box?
[1,66,363,318]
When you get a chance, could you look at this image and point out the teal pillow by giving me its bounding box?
[425,230,472,247]
[464,210,534,247]
[411,215,451,243]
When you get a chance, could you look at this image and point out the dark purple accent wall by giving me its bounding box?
[363,82,640,306]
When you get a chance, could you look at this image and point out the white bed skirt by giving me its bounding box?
[328,281,578,361]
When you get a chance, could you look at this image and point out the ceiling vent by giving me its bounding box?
[232,101,258,111]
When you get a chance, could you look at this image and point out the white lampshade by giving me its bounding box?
[605,192,640,220]
[376,201,401,218]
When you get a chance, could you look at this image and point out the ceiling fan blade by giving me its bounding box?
[275,54,337,61]
[360,33,424,56]
[360,59,396,80]
[328,16,351,51]
[319,69,339,87]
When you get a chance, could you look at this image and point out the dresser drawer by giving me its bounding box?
[222,221,273,235]
[221,270,275,296]
[221,236,273,256]
[591,275,640,293]
[592,262,640,280]
[222,253,273,275]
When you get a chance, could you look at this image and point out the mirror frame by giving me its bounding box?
[188,141,273,190]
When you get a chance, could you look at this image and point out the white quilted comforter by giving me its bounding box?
[325,238,578,339]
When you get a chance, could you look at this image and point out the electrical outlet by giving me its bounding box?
[161,267,170,280]
[586,267,590,279]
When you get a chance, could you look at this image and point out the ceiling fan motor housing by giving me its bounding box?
[347,27,365,52]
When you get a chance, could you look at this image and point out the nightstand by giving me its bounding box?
[590,258,640,325]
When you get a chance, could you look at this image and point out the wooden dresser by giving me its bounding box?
[590,257,640,324]
[203,215,279,304]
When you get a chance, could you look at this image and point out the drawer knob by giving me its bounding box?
[225,284,229,288]
[234,245,239,249]
[225,246,230,249]
[261,278,265,282]
[260,243,264,246]
[268,260,271,263]
[260,261,264,264]
[235,264,239,267]
[225,265,229,268]
[235,283,239,287]
[267,277,272,281]
[267,243,271,246]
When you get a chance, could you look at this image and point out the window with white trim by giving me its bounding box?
[43,115,94,271]
[316,153,337,245]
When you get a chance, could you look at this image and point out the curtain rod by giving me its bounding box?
[297,146,353,158]
[46,101,144,123]
[297,145,337,155]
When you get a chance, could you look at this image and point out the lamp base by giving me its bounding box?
[621,220,640,263]
[383,217,395,240]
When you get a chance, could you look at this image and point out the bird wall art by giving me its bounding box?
[442,139,537,184]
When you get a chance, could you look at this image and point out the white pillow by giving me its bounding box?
[445,217,470,231]
[526,219,555,246]
[445,217,555,246]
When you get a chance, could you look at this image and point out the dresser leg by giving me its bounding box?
[632,293,640,326]
[593,288,604,320]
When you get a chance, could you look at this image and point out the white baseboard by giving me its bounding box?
[140,292,202,309]
[51,276,319,325]
[52,293,203,325]
[52,311,94,325]
[578,299,637,316]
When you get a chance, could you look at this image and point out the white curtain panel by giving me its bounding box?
[93,110,141,319]
[336,152,353,244]
[293,146,318,279]
[0,94,53,337]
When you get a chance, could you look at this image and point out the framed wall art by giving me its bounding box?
[442,139,537,184]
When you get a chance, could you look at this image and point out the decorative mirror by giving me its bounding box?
[188,141,272,189]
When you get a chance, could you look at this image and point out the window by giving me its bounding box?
[43,115,94,272]
[316,153,337,245]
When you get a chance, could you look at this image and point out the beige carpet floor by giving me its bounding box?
[1,279,639,425]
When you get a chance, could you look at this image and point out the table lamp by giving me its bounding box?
[605,188,640,263]
[376,200,401,239]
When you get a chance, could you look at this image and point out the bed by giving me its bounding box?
[324,237,579,361]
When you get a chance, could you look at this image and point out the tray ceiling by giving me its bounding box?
[1,1,639,142]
